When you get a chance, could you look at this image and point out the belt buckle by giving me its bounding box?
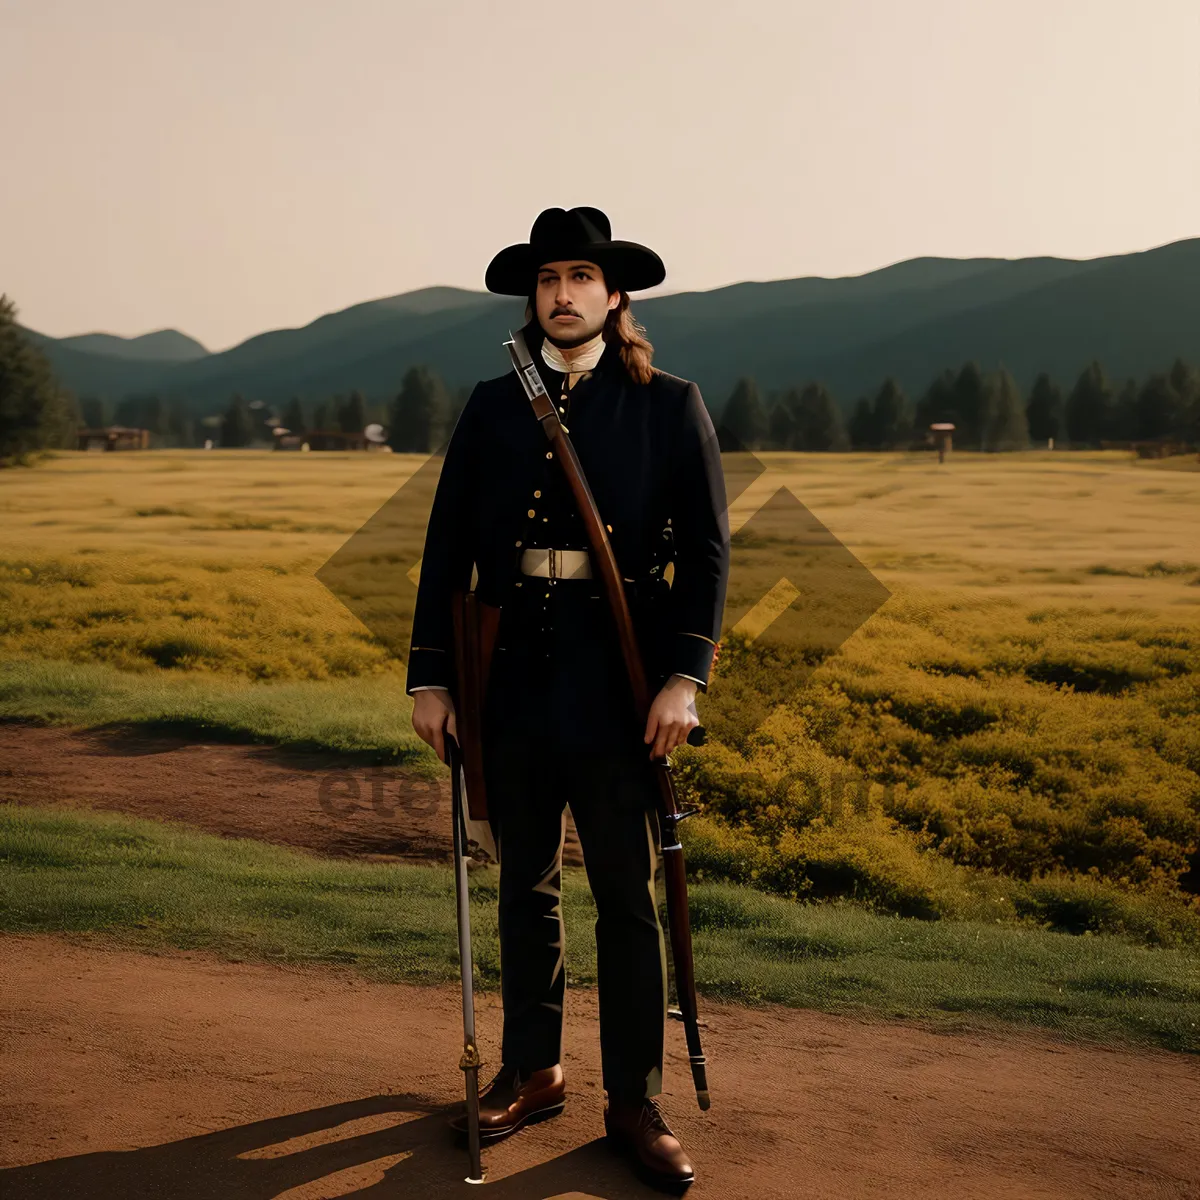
[548,548,557,581]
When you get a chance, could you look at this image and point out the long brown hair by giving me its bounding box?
[524,276,658,385]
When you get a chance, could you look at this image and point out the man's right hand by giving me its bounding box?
[411,689,458,765]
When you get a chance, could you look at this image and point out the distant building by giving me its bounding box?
[78,426,150,451]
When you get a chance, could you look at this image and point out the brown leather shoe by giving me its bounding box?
[604,1095,695,1189]
[447,1063,566,1144]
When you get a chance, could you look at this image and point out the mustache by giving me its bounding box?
[552,309,580,318]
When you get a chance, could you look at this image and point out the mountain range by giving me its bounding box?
[21,237,1200,416]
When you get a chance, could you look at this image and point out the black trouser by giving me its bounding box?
[483,732,667,1103]
[481,578,668,1103]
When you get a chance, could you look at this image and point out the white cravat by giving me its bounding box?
[541,329,607,376]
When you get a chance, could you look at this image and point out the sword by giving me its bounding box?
[446,730,486,1184]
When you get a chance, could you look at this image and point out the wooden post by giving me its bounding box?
[930,422,955,464]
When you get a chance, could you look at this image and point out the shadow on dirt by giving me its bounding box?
[0,1091,676,1199]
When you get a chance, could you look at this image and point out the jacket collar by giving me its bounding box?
[541,327,606,374]
[523,319,624,395]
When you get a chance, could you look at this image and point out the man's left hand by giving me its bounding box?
[644,675,700,759]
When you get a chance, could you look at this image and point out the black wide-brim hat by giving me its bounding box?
[485,206,666,296]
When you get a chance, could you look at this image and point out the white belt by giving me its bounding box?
[520,547,593,579]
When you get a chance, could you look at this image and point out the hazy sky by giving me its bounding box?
[3,0,1198,352]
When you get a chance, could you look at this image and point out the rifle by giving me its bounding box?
[503,327,712,1111]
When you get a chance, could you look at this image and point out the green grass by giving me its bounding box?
[4,651,1197,952]
[3,803,1198,1054]
[2,449,1199,924]
[0,655,438,775]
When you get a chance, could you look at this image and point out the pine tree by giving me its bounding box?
[115,393,166,434]
[220,393,254,448]
[1135,373,1181,441]
[282,396,305,435]
[721,377,767,451]
[165,399,195,448]
[1169,359,1200,443]
[0,293,79,461]
[767,397,796,450]
[949,362,987,447]
[848,396,875,450]
[916,368,957,434]
[793,381,847,451]
[388,365,452,453]
[1065,361,1113,446]
[79,396,106,429]
[119,394,140,430]
[871,377,912,449]
[1111,379,1140,441]
[982,368,1028,451]
[339,389,367,434]
[1025,373,1063,443]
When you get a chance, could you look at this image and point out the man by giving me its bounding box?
[408,206,729,1190]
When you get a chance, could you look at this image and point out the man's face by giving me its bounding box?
[534,259,620,346]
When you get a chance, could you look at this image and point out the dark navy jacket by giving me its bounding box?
[404,321,730,698]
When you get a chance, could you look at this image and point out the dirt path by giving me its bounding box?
[4,723,1200,1196]
[3,934,1199,1199]
[0,721,585,866]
